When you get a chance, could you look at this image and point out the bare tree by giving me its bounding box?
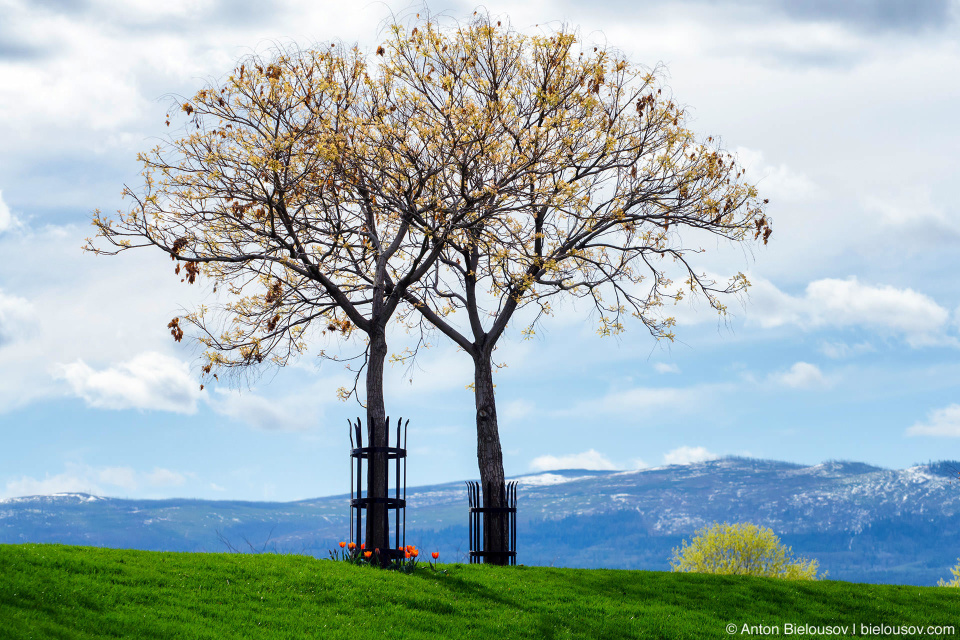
[86,42,496,557]
[378,14,772,563]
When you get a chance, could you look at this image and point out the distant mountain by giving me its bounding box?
[3,457,959,586]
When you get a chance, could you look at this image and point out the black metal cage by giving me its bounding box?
[466,480,517,564]
[349,416,407,559]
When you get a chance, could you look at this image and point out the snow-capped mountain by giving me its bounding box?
[3,457,958,586]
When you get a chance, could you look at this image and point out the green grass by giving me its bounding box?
[0,544,957,639]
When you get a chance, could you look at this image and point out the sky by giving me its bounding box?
[1,0,959,502]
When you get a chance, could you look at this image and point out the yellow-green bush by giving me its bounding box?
[938,559,960,587]
[670,522,824,580]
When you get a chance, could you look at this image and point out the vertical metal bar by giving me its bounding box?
[505,481,510,562]
[466,482,471,562]
[470,480,473,561]
[475,482,479,563]
[383,416,389,556]
[482,481,487,562]
[467,481,475,563]
[395,416,400,552]
[470,482,473,563]
[348,420,354,544]
[476,481,480,562]
[471,481,475,563]
[402,419,407,552]
[474,481,479,564]
[356,418,363,548]
[511,482,517,565]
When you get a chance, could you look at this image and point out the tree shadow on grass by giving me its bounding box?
[408,567,522,610]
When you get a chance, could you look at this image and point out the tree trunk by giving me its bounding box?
[365,321,389,564]
[474,349,507,565]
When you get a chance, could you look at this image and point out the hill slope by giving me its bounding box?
[1,544,957,640]
[3,458,959,585]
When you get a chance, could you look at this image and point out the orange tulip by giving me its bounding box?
[360,543,365,550]
[431,552,439,560]
[412,549,419,557]
[364,551,372,559]
[404,551,411,559]
[348,542,356,550]
[339,541,346,548]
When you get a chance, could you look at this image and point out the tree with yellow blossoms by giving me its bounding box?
[87,41,505,557]
[382,13,771,563]
[88,10,772,565]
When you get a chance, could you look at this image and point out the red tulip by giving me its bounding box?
[348,542,356,550]
[360,543,365,550]
[404,551,411,559]
[412,549,419,557]
[339,541,346,548]
[364,551,372,559]
[431,552,439,560]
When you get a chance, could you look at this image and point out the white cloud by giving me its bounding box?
[818,340,874,359]
[145,467,187,487]
[746,275,951,345]
[530,449,618,471]
[906,404,960,437]
[564,385,702,417]
[864,188,960,244]
[654,362,681,374]
[54,351,200,413]
[0,289,37,346]
[771,362,827,389]
[207,387,321,431]
[805,278,948,337]
[95,466,138,490]
[5,471,102,498]
[0,0,387,167]
[2,463,189,498]
[0,190,19,234]
[501,399,534,422]
[735,147,822,202]
[662,446,718,466]
[0,222,215,413]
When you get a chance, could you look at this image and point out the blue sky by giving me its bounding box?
[1,0,959,501]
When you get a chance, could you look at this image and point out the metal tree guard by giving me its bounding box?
[349,416,407,560]
[466,480,517,565]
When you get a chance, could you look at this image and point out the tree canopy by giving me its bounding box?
[671,522,823,580]
[380,14,772,562]
[88,11,774,563]
[87,38,512,553]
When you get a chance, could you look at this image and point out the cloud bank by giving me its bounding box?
[907,404,960,437]
[54,351,201,413]
[530,449,618,471]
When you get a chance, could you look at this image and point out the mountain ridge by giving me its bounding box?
[3,457,959,586]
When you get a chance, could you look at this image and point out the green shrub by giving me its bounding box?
[670,522,824,580]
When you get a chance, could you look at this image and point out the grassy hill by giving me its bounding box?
[6,459,960,585]
[1,544,957,639]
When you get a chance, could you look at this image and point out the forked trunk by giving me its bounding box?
[474,349,507,565]
[365,323,389,563]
